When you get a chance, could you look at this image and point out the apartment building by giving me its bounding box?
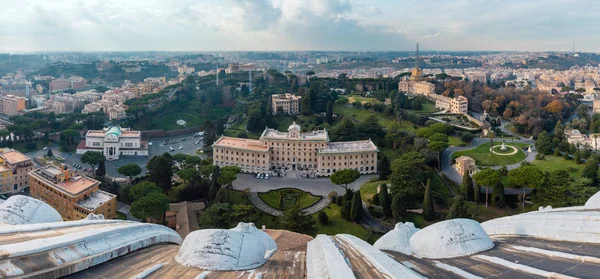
[0,149,34,194]
[0,95,27,116]
[272,93,302,115]
[29,165,117,220]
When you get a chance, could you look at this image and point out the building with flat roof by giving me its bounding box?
[435,95,469,114]
[0,95,26,116]
[272,93,302,115]
[77,127,148,160]
[213,122,378,176]
[0,148,34,194]
[29,165,117,220]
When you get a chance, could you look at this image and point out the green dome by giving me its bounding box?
[106,127,122,137]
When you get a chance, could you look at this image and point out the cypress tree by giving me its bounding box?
[325,101,333,124]
[392,193,407,219]
[379,184,392,217]
[350,190,362,222]
[446,195,469,219]
[422,179,435,221]
[379,155,391,180]
[460,169,473,200]
[474,183,480,205]
[492,182,505,208]
[340,189,354,220]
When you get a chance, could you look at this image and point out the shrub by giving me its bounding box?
[328,191,338,200]
[535,153,545,160]
[317,211,329,225]
[25,142,37,150]
[335,195,343,206]
[460,132,475,143]
[371,193,380,205]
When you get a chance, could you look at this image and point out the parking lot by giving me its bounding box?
[25,133,207,178]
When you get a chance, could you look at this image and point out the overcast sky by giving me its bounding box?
[1,0,598,52]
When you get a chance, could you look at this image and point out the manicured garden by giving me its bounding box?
[452,142,529,166]
[157,112,203,130]
[532,155,586,183]
[258,188,321,210]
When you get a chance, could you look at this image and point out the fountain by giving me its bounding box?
[499,140,508,152]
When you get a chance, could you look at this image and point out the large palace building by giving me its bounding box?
[213,122,378,176]
[77,126,148,160]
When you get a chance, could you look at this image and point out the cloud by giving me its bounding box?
[0,0,598,52]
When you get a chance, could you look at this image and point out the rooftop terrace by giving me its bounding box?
[77,190,116,211]
[319,140,378,154]
[213,137,269,152]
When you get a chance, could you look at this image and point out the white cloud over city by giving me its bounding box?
[0,0,598,52]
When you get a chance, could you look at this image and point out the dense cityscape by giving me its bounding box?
[2,0,600,278]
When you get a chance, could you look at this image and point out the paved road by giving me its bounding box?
[232,174,377,196]
[441,137,536,195]
[25,133,207,178]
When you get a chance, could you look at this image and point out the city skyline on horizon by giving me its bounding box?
[1,0,598,53]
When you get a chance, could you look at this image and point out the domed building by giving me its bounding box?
[212,122,378,176]
[5,194,600,278]
[77,126,148,160]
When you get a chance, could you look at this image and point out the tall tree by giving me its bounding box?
[392,193,407,219]
[46,148,53,157]
[389,152,426,196]
[325,101,333,124]
[118,164,142,181]
[330,169,360,190]
[96,160,106,177]
[130,192,170,223]
[474,182,481,205]
[492,182,505,208]
[340,189,354,220]
[278,203,318,236]
[331,118,358,141]
[215,117,224,136]
[422,179,435,221]
[350,190,363,222]
[80,151,105,176]
[379,155,391,180]
[217,166,241,200]
[446,196,469,219]
[473,169,501,207]
[535,131,553,155]
[379,184,392,217]
[209,166,221,201]
[43,131,49,144]
[129,181,162,201]
[460,169,474,200]
[554,120,564,139]
[583,156,599,184]
[148,154,173,193]
[508,166,545,207]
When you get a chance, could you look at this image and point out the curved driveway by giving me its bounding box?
[441,137,536,195]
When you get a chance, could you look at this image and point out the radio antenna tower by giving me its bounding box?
[415,43,420,69]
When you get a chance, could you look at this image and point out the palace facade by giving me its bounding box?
[76,127,148,160]
[212,122,378,176]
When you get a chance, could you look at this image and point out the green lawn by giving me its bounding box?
[452,142,529,166]
[425,170,453,197]
[315,203,370,239]
[361,180,389,203]
[448,136,466,147]
[224,119,260,139]
[258,189,321,210]
[532,155,586,183]
[227,190,371,240]
[12,141,45,153]
[348,96,383,105]
[406,100,438,114]
[157,112,203,130]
